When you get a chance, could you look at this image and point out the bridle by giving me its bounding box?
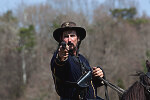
[140,72,150,99]
[140,81,150,94]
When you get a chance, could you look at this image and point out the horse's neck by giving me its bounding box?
[122,81,146,100]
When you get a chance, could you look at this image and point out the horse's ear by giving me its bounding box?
[146,60,150,72]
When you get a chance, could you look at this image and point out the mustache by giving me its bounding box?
[68,41,74,46]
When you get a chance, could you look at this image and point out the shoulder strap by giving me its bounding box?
[77,56,90,74]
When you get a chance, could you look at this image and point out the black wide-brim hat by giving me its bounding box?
[53,22,86,42]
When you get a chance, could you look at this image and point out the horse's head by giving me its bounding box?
[146,60,150,72]
[146,60,150,78]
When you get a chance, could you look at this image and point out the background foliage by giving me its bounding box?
[1,0,150,100]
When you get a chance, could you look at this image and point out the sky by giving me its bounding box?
[0,0,150,16]
[138,0,150,16]
[0,0,47,13]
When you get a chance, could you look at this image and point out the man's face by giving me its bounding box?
[62,30,80,51]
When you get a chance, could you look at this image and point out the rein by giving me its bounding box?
[99,77,125,96]
[97,66,125,100]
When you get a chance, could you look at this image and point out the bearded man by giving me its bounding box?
[51,22,104,100]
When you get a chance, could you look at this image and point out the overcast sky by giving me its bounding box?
[0,0,150,16]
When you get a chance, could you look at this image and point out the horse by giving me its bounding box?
[120,60,150,100]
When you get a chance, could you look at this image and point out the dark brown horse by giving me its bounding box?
[121,60,150,100]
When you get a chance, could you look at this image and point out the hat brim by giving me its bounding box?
[53,27,86,42]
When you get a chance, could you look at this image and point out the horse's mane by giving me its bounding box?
[120,60,150,100]
[121,81,146,100]
[121,72,149,100]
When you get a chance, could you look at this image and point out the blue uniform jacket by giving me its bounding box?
[51,51,104,99]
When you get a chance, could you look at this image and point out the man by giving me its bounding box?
[51,22,104,100]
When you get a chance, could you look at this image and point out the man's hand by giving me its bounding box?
[58,45,69,62]
[92,67,104,78]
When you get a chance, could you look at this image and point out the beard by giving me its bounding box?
[68,42,77,55]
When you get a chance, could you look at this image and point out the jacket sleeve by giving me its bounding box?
[80,55,105,87]
[50,51,68,80]
[92,66,105,87]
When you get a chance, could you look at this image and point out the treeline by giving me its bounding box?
[1,0,150,100]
